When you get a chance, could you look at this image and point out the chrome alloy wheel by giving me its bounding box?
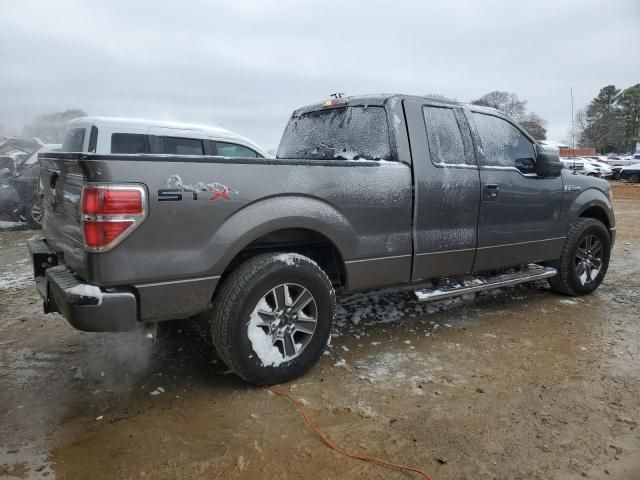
[31,201,43,225]
[252,283,318,361]
[575,234,603,285]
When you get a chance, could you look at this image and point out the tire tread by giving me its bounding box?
[549,217,609,296]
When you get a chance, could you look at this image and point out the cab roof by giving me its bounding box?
[292,94,500,116]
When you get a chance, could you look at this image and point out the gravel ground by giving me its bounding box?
[1,183,639,480]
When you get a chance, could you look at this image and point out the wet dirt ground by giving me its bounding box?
[1,183,639,480]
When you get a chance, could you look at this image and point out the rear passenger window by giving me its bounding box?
[472,113,536,173]
[423,106,472,165]
[215,142,259,158]
[111,133,150,154]
[62,128,86,152]
[164,137,204,155]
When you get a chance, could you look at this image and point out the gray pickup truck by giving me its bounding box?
[29,95,615,384]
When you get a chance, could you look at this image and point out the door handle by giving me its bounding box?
[484,184,499,200]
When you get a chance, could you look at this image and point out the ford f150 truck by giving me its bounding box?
[29,95,615,385]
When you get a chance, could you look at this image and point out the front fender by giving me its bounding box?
[207,194,357,276]
[565,185,615,232]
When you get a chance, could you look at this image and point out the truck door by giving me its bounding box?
[404,99,481,282]
[466,109,564,272]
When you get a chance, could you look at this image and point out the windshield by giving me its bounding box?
[277,106,391,161]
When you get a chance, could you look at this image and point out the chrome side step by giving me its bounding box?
[414,264,557,302]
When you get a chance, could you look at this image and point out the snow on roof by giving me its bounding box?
[69,116,234,135]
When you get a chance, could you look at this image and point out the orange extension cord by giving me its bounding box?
[265,387,433,480]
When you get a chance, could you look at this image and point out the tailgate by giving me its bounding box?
[39,153,87,278]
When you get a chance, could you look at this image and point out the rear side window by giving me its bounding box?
[473,113,536,173]
[423,106,472,165]
[111,133,150,154]
[62,128,86,152]
[216,142,259,158]
[163,137,204,155]
[278,106,391,161]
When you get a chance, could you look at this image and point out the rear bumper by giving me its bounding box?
[28,238,138,332]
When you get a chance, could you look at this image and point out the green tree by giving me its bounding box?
[617,84,640,152]
[579,85,623,152]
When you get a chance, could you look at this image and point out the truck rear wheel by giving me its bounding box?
[210,253,335,385]
[549,218,610,296]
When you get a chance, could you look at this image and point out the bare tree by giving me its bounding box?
[471,91,547,140]
[518,112,547,140]
[22,109,87,143]
[471,91,527,121]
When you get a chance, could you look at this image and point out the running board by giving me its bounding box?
[414,264,557,302]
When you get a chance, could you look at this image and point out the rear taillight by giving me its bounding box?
[81,184,146,252]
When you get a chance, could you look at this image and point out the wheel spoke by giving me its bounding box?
[272,285,287,310]
[256,311,274,328]
[575,262,585,276]
[591,257,602,269]
[576,247,587,260]
[282,333,297,357]
[586,266,592,282]
[291,288,313,314]
[293,318,316,335]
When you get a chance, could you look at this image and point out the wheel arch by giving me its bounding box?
[579,204,611,230]
[209,195,356,291]
[569,187,614,234]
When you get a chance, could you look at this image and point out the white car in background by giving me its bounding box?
[61,117,269,158]
[560,157,600,177]
[581,157,613,178]
[606,155,635,167]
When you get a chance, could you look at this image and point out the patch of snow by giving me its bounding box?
[0,260,33,290]
[579,272,588,285]
[65,284,103,305]
[149,386,165,396]
[355,400,377,418]
[273,252,321,268]
[558,299,578,305]
[0,220,27,230]
[247,298,286,367]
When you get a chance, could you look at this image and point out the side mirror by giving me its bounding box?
[0,167,12,178]
[536,151,563,178]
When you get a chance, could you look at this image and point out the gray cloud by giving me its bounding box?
[1,0,639,149]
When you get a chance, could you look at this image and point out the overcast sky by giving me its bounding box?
[1,0,639,149]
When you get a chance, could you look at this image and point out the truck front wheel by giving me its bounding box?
[209,253,335,385]
[549,218,611,296]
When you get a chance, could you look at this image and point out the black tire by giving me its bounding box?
[629,173,640,183]
[209,253,335,385]
[549,218,611,296]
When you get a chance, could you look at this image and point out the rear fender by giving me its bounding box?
[208,195,356,276]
